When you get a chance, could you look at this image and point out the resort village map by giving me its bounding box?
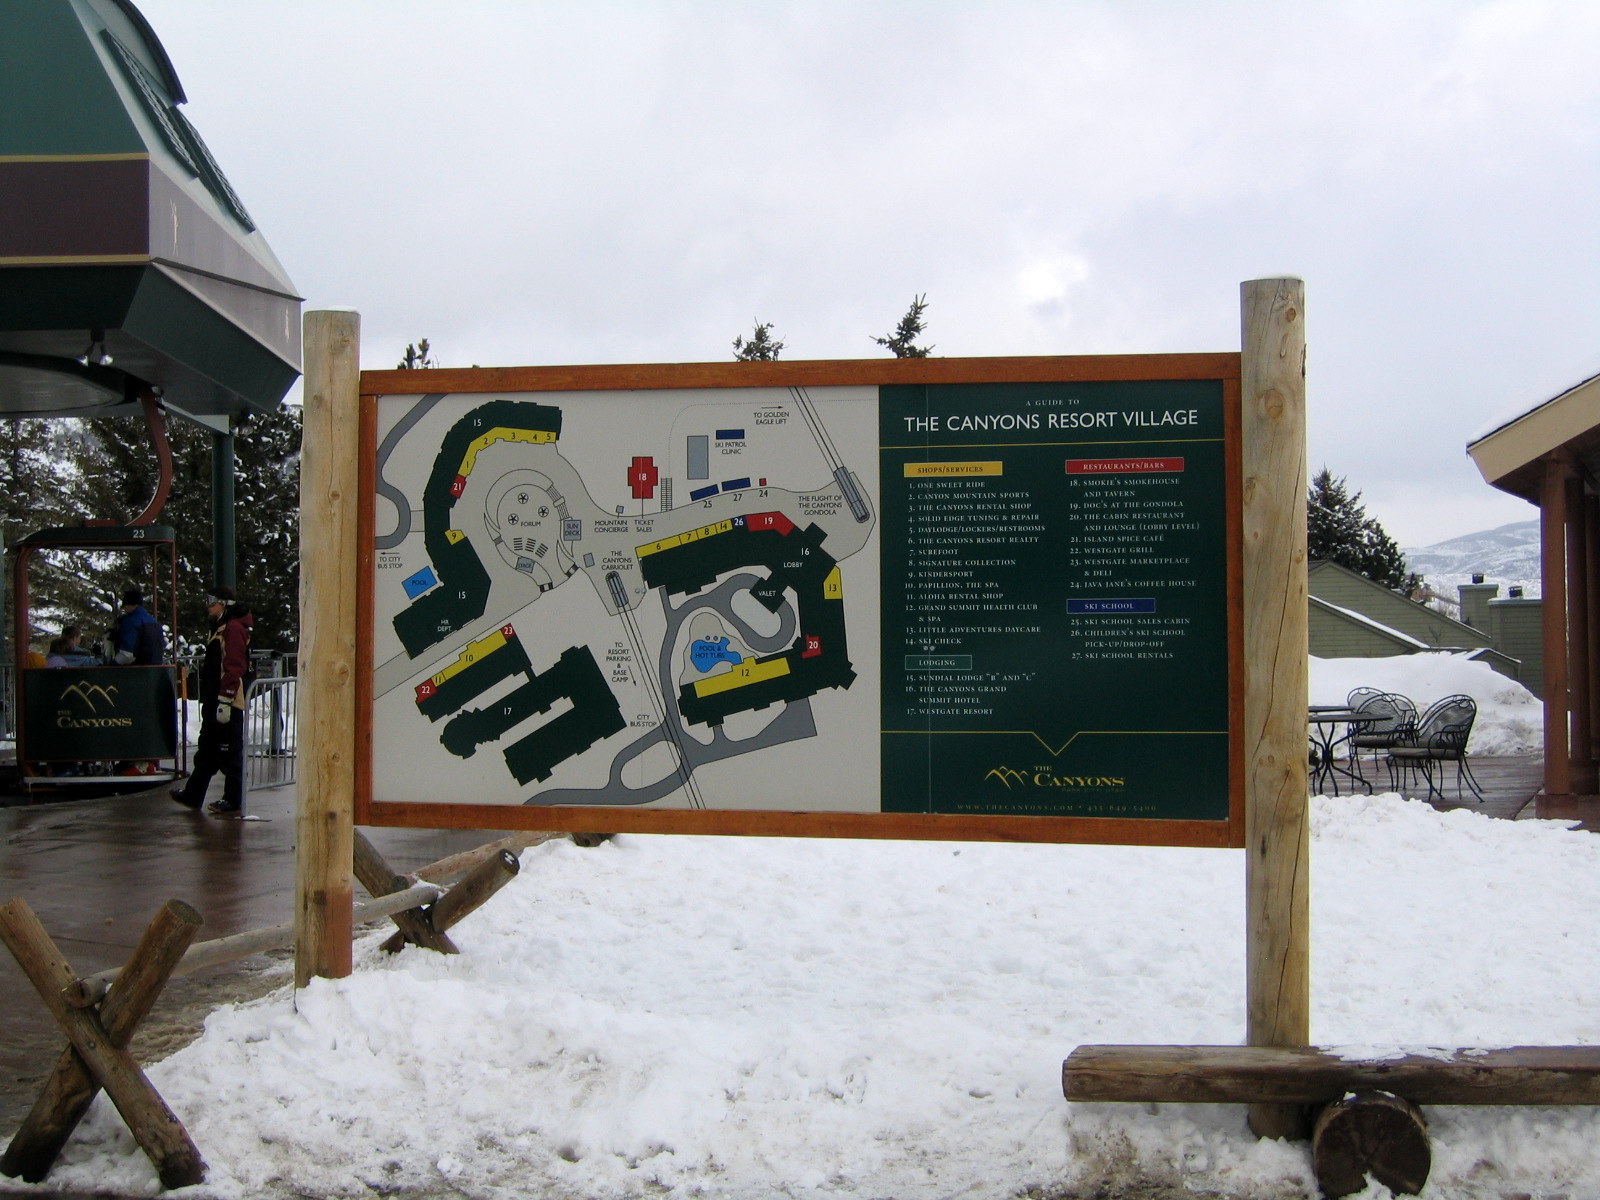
[367,372,1234,829]
[369,386,883,812]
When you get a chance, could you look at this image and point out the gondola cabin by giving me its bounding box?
[10,524,186,789]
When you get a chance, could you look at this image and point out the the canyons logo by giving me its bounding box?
[56,681,133,728]
[983,765,1127,790]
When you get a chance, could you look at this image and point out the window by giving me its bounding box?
[101,30,256,232]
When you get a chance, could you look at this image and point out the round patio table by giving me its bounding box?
[1308,708,1373,795]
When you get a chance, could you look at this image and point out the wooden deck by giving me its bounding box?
[1328,753,1600,832]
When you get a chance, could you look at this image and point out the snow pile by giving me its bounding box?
[1311,652,1543,755]
[25,796,1600,1199]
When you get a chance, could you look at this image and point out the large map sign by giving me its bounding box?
[358,356,1243,846]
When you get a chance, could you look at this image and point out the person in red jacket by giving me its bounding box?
[170,585,254,815]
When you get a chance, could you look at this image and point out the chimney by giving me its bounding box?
[1459,577,1499,630]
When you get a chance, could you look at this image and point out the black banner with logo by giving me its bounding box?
[23,666,178,761]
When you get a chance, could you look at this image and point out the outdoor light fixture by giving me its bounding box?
[0,349,139,414]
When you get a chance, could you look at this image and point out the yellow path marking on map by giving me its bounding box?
[445,528,467,544]
[823,566,843,599]
[692,656,791,698]
[430,628,511,687]
[457,427,558,477]
[636,519,734,557]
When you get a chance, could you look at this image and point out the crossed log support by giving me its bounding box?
[1,833,536,1188]
[0,898,206,1188]
[353,830,523,955]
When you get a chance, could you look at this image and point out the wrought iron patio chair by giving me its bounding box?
[1385,694,1482,802]
[1346,692,1419,778]
[1346,686,1384,713]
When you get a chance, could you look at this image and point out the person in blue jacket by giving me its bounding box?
[110,587,164,665]
[57,626,102,667]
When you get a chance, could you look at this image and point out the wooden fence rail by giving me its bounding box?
[68,882,442,1009]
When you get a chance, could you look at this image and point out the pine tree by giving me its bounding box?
[230,405,303,655]
[397,339,439,369]
[1307,467,1415,594]
[732,321,783,361]
[65,407,303,655]
[0,417,86,650]
[873,294,933,358]
[69,411,213,647]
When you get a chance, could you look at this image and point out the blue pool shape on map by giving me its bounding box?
[690,637,744,673]
[402,566,439,600]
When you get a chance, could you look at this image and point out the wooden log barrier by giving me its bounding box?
[428,848,520,932]
[354,831,458,955]
[1313,1091,1431,1199]
[411,830,564,886]
[0,899,205,1190]
[379,848,520,954]
[68,881,443,1009]
[3,899,202,1183]
[1063,1044,1600,1106]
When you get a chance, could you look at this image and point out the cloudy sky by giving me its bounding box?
[136,0,1600,547]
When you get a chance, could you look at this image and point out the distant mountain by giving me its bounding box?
[1404,520,1541,600]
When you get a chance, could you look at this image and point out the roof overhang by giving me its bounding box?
[0,155,301,420]
[1468,371,1600,504]
[0,0,301,421]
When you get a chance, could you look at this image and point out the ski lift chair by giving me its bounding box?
[1386,694,1482,802]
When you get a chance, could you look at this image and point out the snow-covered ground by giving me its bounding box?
[15,656,1592,1200]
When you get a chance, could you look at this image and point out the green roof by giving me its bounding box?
[0,0,301,420]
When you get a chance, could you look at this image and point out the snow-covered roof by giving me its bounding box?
[1468,360,1600,501]
[1311,595,1432,649]
[1467,355,1600,448]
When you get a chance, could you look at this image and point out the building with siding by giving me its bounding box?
[1468,365,1600,798]
[1308,559,1531,690]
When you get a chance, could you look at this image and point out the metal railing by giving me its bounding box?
[243,675,297,793]
[1,663,14,742]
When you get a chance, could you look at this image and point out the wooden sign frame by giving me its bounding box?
[352,353,1246,849]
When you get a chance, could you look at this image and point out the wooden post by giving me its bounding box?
[1586,495,1600,769]
[1566,475,1594,792]
[1541,453,1573,797]
[296,309,362,988]
[1239,278,1310,1140]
